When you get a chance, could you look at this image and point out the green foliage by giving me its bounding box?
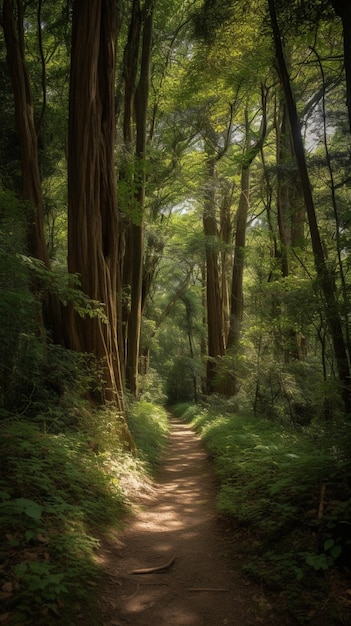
[0,188,107,423]
[176,402,351,623]
[170,402,195,419]
[0,419,124,622]
[139,368,168,406]
[0,399,167,623]
[20,255,108,323]
[251,354,331,424]
[2,338,103,430]
[126,401,170,472]
[117,156,147,226]
[75,403,128,454]
[1,1,350,621]
[0,191,37,410]
[166,356,198,405]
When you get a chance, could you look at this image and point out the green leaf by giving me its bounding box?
[330,545,342,560]
[25,530,37,542]
[324,538,334,551]
[305,553,329,571]
[14,562,28,577]
[14,498,43,521]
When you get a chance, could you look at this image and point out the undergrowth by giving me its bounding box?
[126,400,169,473]
[0,402,169,625]
[175,403,351,625]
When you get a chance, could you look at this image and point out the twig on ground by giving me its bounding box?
[131,555,175,575]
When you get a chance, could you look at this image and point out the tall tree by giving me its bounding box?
[268,0,351,412]
[2,0,66,345]
[127,0,154,399]
[119,0,154,399]
[66,0,131,438]
[202,118,235,392]
[227,97,267,355]
[330,0,351,134]
[2,0,50,266]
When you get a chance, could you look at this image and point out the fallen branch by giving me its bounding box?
[131,555,175,575]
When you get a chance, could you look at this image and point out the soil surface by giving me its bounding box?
[93,416,290,625]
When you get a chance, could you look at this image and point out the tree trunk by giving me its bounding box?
[125,0,153,399]
[119,0,153,398]
[2,0,64,344]
[276,101,291,278]
[331,1,351,135]
[119,0,141,375]
[67,0,132,443]
[203,153,225,392]
[226,102,267,376]
[219,182,234,343]
[2,0,49,265]
[269,0,351,412]
[227,166,249,351]
[275,95,305,359]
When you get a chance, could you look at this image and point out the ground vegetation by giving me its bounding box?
[1,0,351,622]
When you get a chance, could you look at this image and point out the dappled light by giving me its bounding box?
[95,417,274,626]
[1,0,351,623]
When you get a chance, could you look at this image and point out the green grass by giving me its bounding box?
[0,402,169,624]
[126,401,170,472]
[175,403,351,624]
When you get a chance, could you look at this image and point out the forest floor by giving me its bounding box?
[83,416,295,626]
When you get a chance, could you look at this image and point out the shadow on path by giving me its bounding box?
[94,416,282,626]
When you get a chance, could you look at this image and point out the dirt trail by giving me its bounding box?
[94,416,285,625]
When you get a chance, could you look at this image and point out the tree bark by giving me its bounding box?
[119,0,141,371]
[227,166,250,354]
[67,0,132,441]
[125,0,153,399]
[119,0,153,398]
[331,1,351,135]
[276,101,291,278]
[2,0,64,344]
[219,182,234,342]
[203,152,225,392]
[275,95,305,360]
[2,0,49,265]
[227,101,267,359]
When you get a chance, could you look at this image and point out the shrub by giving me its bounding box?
[0,418,128,622]
[126,401,169,472]
[184,404,351,623]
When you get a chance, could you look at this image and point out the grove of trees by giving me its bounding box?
[2,0,351,428]
[2,0,351,622]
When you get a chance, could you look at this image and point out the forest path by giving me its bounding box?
[93,416,286,625]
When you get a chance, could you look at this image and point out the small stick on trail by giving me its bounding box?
[131,555,176,575]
